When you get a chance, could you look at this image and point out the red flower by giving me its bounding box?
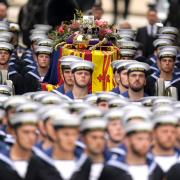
[95,19,108,27]
[57,26,64,34]
[71,21,80,30]
[99,28,112,38]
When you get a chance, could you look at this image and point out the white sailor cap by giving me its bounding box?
[118,41,139,50]
[126,62,150,74]
[69,102,91,114]
[158,49,177,59]
[159,26,179,36]
[51,92,73,103]
[30,29,48,35]
[0,36,10,42]
[37,38,53,47]
[152,97,174,106]
[70,60,94,73]
[9,113,39,127]
[153,39,173,48]
[0,31,13,41]
[158,34,176,41]
[117,35,135,41]
[80,118,107,133]
[30,33,47,42]
[80,107,103,121]
[0,95,9,109]
[117,29,136,35]
[32,91,51,102]
[153,115,178,128]
[35,46,53,55]
[123,107,152,124]
[41,107,68,121]
[125,121,152,134]
[158,46,178,54]
[39,94,63,105]
[116,60,136,72]
[60,55,83,69]
[0,109,5,121]
[84,94,98,104]
[108,97,128,108]
[117,29,136,40]
[120,49,136,58]
[152,105,174,116]
[23,92,37,100]
[111,60,122,72]
[52,112,80,128]
[173,102,180,109]
[96,92,118,103]
[54,103,70,110]
[16,102,41,113]
[140,96,158,107]
[9,23,20,32]
[0,85,13,96]
[37,105,57,119]
[0,42,13,52]
[122,103,143,111]
[174,111,180,121]
[4,96,28,110]
[33,24,52,32]
[105,108,124,121]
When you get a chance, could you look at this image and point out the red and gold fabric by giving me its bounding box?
[41,83,58,91]
[60,46,118,92]
[41,46,118,93]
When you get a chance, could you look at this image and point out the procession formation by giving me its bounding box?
[0,1,179,180]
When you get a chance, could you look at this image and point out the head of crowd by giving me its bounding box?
[0,1,180,180]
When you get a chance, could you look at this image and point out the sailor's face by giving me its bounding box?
[15,125,38,151]
[121,56,132,60]
[160,57,175,73]
[56,127,79,153]
[44,119,56,142]
[62,69,74,86]
[74,70,91,88]
[37,54,50,68]
[0,50,10,65]
[97,101,109,111]
[154,124,177,150]
[119,69,128,88]
[107,119,125,143]
[128,132,152,157]
[176,124,180,146]
[128,71,146,92]
[113,70,120,86]
[84,130,106,155]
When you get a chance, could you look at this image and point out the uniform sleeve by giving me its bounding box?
[167,163,180,180]
[144,76,156,96]
[98,166,130,180]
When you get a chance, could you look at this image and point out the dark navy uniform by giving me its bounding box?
[98,151,164,180]
[167,162,180,180]
[32,147,92,180]
[111,87,121,94]
[121,91,149,98]
[65,91,74,99]
[0,146,40,180]
[54,84,65,94]
[35,141,52,156]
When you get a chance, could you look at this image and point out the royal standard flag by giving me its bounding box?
[59,46,118,92]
